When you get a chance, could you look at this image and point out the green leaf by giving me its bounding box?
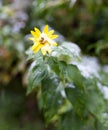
[58,110,108,130]
[66,64,84,89]
[26,49,43,63]
[65,79,108,127]
[85,82,108,127]
[27,64,48,94]
[52,46,72,63]
[48,56,61,76]
[58,110,87,130]
[41,76,64,123]
[48,56,84,90]
[52,42,81,64]
[65,87,87,116]
[99,71,108,86]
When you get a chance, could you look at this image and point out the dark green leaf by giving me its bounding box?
[41,76,64,123]
[27,64,48,94]
[58,110,108,130]
[48,56,84,90]
[65,87,87,116]
[65,79,108,127]
[48,57,61,76]
[66,64,84,89]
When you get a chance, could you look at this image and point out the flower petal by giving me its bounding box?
[28,37,34,41]
[43,25,48,34]
[29,25,59,55]
[50,34,58,39]
[30,31,39,39]
[31,31,36,37]
[34,27,41,37]
[31,43,42,53]
[48,30,54,35]
[41,44,52,55]
[52,42,57,46]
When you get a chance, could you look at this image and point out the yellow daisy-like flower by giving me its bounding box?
[29,25,58,55]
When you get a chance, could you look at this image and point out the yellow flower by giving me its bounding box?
[29,25,58,55]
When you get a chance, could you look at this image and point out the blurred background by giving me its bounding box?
[0,0,108,129]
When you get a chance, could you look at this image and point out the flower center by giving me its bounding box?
[39,33,48,44]
[39,37,44,44]
[39,36,48,44]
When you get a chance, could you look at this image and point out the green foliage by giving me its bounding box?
[1,0,108,130]
[58,110,108,130]
[27,41,108,130]
[41,76,64,123]
[27,62,48,94]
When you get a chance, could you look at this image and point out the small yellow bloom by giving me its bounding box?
[29,25,58,55]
